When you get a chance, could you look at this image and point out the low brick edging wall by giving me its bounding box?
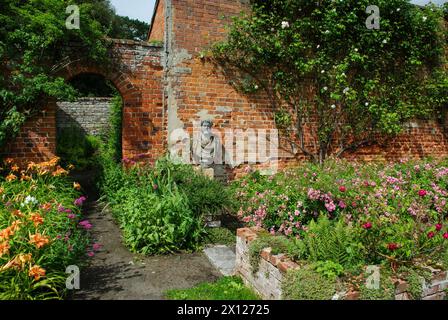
[235,227,448,300]
[235,227,300,300]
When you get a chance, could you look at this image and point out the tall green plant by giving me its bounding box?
[295,216,364,268]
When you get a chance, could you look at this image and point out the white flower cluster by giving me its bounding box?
[22,195,38,207]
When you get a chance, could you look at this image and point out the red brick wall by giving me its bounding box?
[148,0,165,42]
[162,0,448,171]
[3,2,447,169]
[3,102,57,165]
[165,0,276,152]
[3,39,165,165]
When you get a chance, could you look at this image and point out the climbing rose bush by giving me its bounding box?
[0,158,94,299]
[233,158,448,264]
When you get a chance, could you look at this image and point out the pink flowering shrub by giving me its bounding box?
[233,158,448,265]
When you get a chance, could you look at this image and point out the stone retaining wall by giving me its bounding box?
[235,227,448,300]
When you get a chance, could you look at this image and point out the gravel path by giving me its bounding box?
[69,169,222,300]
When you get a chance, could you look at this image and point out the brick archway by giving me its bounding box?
[4,40,165,164]
[62,63,142,162]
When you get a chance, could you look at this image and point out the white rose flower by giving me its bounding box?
[323,86,328,91]
[281,21,289,29]
[343,87,349,94]
[422,16,427,22]
[331,104,336,109]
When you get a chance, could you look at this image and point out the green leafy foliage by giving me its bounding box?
[297,216,364,268]
[248,232,297,273]
[97,152,234,254]
[100,94,122,162]
[313,260,345,280]
[281,265,337,300]
[165,276,260,300]
[212,0,447,163]
[202,227,236,246]
[118,190,203,254]
[0,0,114,149]
[358,267,395,300]
[57,126,101,170]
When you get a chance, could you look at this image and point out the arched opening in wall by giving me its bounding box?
[56,73,123,169]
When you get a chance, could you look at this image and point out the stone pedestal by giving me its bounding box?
[202,167,214,179]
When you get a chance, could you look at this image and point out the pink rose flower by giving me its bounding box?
[418,189,427,197]
[362,222,372,230]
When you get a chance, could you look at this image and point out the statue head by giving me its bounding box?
[201,119,213,129]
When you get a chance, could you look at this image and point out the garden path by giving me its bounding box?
[70,169,222,300]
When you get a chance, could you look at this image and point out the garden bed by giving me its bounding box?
[236,227,448,300]
[0,158,93,299]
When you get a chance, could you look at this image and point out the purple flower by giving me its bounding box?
[92,243,102,251]
[74,196,87,207]
[67,213,76,219]
[79,220,92,230]
[87,251,95,257]
[65,208,72,213]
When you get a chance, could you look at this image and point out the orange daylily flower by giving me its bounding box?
[20,174,32,181]
[41,203,52,211]
[0,221,21,241]
[29,213,44,227]
[0,187,4,195]
[0,242,10,257]
[11,165,20,172]
[29,233,50,249]
[4,158,14,165]
[51,157,60,164]
[37,169,49,176]
[0,253,33,272]
[27,162,36,171]
[29,265,46,281]
[0,227,14,241]
[10,220,22,232]
[5,174,17,182]
[12,210,24,218]
[52,166,68,177]
[73,182,81,190]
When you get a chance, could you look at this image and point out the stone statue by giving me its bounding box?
[193,120,217,169]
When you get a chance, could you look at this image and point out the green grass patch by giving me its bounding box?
[165,276,260,300]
